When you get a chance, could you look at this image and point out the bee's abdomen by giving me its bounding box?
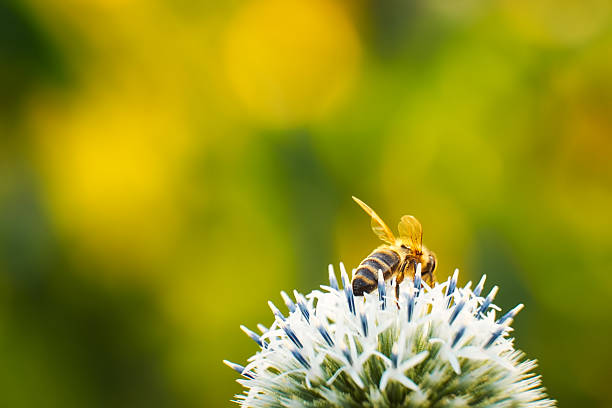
[352,248,401,296]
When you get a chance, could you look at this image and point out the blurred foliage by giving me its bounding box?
[0,0,611,406]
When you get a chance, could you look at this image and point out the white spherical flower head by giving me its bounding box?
[225,264,555,407]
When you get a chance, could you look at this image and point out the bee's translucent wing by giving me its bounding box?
[352,196,395,244]
[398,215,423,252]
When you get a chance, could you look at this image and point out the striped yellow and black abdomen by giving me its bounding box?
[352,248,401,296]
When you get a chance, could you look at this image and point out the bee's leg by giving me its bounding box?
[395,276,402,306]
[422,261,435,287]
[425,272,434,287]
[395,280,400,302]
[420,264,428,285]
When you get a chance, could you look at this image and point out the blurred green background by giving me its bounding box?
[1,0,611,406]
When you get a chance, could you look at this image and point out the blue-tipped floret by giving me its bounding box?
[497,303,524,325]
[446,269,458,297]
[290,348,311,369]
[477,286,499,318]
[377,270,386,310]
[268,301,286,321]
[452,326,466,348]
[241,325,267,348]
[446,269,459,307]
[390,343,399,367]
[340,342,352,364]
[484,327,505,349]
[280,321,303,349]
[315,319,335,347]
[340,265,355,315]
[280,291,296,313]
[294,291,310,323]
[405,292,415,323]
[448,300,466,325]
[223,360,255,379]
[473,274,487,297]
[328,264,339,291]
[360,311,368,337]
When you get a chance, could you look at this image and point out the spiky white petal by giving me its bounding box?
[226,264,555,407]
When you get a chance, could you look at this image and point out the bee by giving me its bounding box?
[351,196,437,297]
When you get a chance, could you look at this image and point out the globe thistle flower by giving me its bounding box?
[225,263,555,407]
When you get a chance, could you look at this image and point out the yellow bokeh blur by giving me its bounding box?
[501,0,611,45]
[224,0,361,126]
[29,83,191,273]
[1,0,611,407]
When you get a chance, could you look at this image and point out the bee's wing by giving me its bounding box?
[352,196,395,244]
[398,215,423,252]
